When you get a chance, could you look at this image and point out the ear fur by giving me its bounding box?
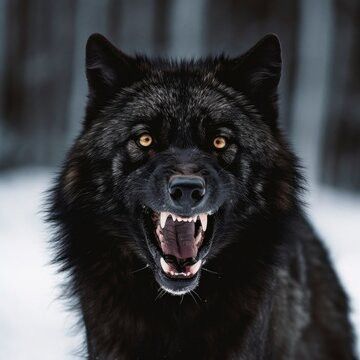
[217,34,282,108]
[86,33,142,99]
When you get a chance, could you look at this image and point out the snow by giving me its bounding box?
[308,185,360,352]
[0,168,359,358]
[0,168,83,360]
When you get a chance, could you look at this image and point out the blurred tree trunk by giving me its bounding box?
[290,0,334,189]
[152,0,171,56]
[66,0,113,146]
[203,0,299,131]
[1,0,76,167]
[321,0,360,191]
[0,0,7,155]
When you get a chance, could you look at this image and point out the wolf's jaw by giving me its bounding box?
[148,209,214,281]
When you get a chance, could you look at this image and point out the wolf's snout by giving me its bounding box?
[168,175,205,208]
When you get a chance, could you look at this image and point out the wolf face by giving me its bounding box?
[56,34,297,295]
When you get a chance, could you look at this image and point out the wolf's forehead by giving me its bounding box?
[129,81,234,123]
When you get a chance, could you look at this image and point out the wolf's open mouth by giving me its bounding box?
[150,212,211,279]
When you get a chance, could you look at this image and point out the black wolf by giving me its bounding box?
[48,33,356,359]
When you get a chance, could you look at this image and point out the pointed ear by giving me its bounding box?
[86,33,141,99]
[217,34,282,102]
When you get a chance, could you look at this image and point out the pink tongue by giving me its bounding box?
[161,218,197,259]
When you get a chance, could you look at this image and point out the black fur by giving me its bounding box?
[47,33,356,359]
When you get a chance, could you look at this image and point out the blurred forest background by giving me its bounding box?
[0,1,360,359]
[0,0,359,192]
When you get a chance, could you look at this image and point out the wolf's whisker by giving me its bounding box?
[155,289,166,301]
[189,291,199,306]
[192,289,202,302]
[159,290,166,300]
[202,267,219,275]
[131,264,149,274]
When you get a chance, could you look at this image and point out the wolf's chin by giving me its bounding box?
[160,286,194,296]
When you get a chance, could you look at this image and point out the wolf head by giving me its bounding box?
[52,34,299,295]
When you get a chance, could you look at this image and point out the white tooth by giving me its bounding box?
[193,216,197,222]
[199,214,208,231]
[189,260,202,275]
[160,257,171,273]
[171,213,176,222]
[160,212,169,229]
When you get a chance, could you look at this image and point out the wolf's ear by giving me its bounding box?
[217,34,281,103]
[86,34,141,99]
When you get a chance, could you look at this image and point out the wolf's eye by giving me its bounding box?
[138,133,153,148]
[213,136,227,149]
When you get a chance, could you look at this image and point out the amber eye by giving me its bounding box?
[138,133,153,147]
[213,136,227,149]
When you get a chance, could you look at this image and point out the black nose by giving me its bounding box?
[168,176,206,208]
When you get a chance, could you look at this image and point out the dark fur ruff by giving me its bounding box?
[47,34,356,359]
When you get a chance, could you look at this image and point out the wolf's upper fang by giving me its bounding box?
[159,212,208,231]
[160,212,169,229]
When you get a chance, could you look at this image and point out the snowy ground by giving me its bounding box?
[0,167,359,359]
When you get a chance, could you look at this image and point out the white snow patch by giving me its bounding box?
[308,185,360,354]
[0,168,83,360]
